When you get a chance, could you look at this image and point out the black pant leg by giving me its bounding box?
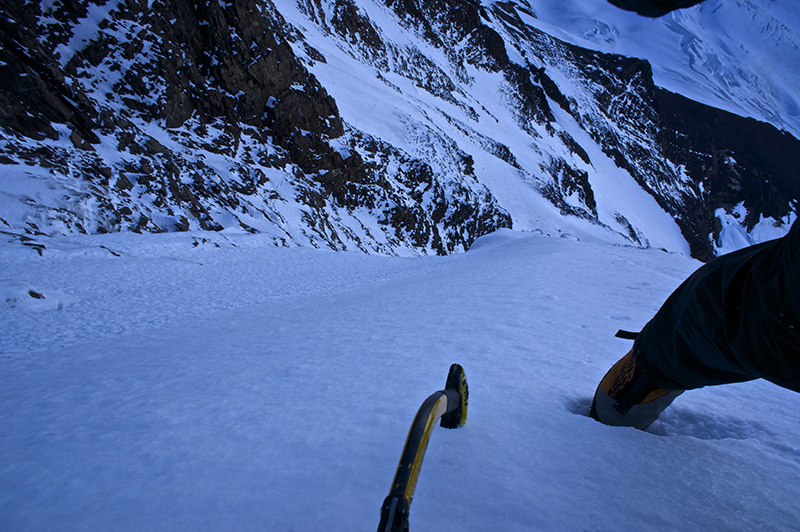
[634,218,800,391]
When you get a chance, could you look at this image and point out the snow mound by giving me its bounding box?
[1,279,80,312]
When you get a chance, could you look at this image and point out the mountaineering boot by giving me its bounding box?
[590,349,683,429]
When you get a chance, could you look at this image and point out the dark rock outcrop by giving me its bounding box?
[0,0,510,253]
[655,88,800,259]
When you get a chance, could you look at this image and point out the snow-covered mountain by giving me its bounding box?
[3,2,800,528]
[526,0,800,140]
[1,0,798,259]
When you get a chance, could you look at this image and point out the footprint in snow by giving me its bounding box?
[1,279,80,312]
[565,396,770,442]
[647,407,770,440]
[565,396,594,418]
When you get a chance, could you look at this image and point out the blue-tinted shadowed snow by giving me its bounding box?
[1,229,799,531]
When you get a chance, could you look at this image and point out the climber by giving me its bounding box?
[591,0,800,429]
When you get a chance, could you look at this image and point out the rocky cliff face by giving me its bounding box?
[0,0,509,254]
[376,0,798,259]
[1,0,797,259]
[655,89,800,258]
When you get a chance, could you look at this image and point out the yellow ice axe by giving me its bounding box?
[377,364,469,532]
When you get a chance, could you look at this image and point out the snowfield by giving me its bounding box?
[2,228,799,531]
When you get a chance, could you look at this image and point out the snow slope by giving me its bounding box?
[2,229,799,530]
[526,0,800,139]
[275,0,692,254]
